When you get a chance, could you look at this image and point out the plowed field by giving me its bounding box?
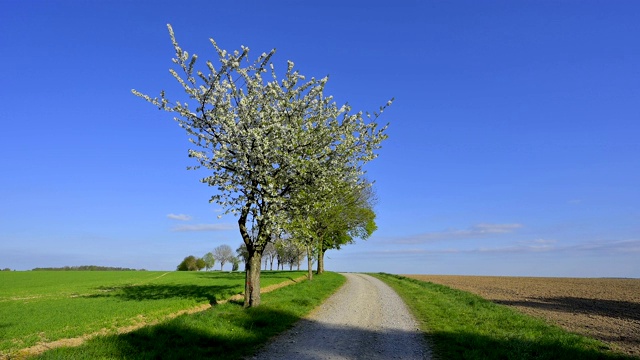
[404,275,640,358]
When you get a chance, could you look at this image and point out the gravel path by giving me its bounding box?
[248,273,431,359]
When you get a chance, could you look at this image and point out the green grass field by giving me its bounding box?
[0,270,306,355]
[30,272,346,360]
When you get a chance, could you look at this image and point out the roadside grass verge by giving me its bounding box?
[373,273,636,360]
[0,270,305,354]
[28,272,345,360]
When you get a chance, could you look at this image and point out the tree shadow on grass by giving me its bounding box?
[194,270,302,285]
[32,307,637,360]
[87,271,302,303]
[429,330,636,360]
[34,305,301,360]
[195,271,246,280]
[86,284,240,304]
[494,297,640,322]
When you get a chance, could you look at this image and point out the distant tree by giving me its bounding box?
[2,268,11,272]
[177,255,198,271]
[236,243,249,261]
[213,244,234,271]
[202,252,215,271]
[263,242,277,271]
[231,257,240,272]
[236,244,249,269]
[195,258,206,271]
[293,243,306,271]
[273,239,305,271]
[274,238,289,271]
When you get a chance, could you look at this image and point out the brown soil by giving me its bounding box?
[404,275,640,358]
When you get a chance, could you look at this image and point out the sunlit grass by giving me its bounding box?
[0,270,306,353]
[32,272,345,359]
[373,273,636,360]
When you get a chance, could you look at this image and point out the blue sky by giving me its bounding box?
[1,1,638,277]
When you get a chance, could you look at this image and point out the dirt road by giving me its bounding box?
[248,273,431,359]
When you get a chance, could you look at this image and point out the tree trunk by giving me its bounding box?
[306,244,313,281]
[238,203,264,307]
[244,251,262,307]
[317,246,325,274]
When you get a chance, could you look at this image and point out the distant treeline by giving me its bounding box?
[32,265,146,271]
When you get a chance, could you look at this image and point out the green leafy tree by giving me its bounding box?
[195,257,206,271]
[202,252,215,271]
[231,257,240,271]
[177,255,198,271]
[236,243,249,269]
[288,176,377,276]
[133,24,390,307]
[274,238,286,270]
[317,180,377,274]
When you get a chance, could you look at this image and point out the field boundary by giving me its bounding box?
[8,275,307,359]
[403,274,640,358]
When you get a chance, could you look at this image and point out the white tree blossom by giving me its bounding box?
[133,24,391,307]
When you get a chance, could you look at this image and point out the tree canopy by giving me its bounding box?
[133,24,390,306]
[177,255,202,271]
[286,175,378,277]
[202,252,215,271]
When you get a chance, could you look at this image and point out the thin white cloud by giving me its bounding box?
[391,223,523,244]
[570,239,640,253]
[356,238,640,258]
[172,223,235,232]
[471,223,522,233]
[475,239,557,254]
[167,213,192,221]
[467,238,640,255]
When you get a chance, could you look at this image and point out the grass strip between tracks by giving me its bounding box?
[23,272,345,360]
[373,273,637,360]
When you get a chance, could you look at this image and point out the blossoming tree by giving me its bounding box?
[133,25,390,307]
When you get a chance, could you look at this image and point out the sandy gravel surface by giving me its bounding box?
[248,273,431,360]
